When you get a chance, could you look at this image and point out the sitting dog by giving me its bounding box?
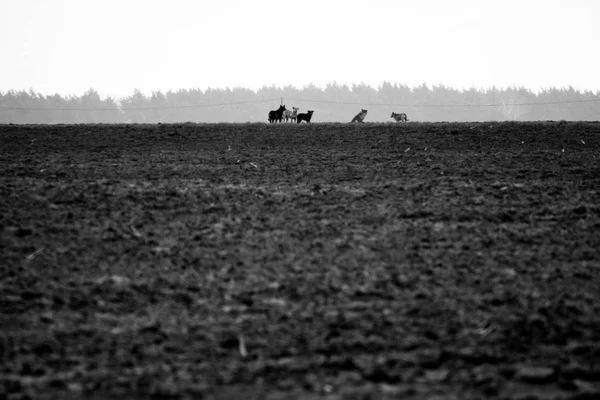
[351,109,368,123]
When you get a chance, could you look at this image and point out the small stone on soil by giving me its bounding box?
[515,366,557,384]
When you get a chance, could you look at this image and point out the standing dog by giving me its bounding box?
[283,107,299,123]
[390,112,408,122]
[268,105,286,123]
[297,110,314,123]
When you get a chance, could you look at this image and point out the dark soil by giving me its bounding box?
[1,121,600,399]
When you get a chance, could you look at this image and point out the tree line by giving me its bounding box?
[1,83,599,124]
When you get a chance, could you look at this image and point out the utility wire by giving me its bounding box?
[0,98,279,111]
[1,97,600,112]
[284,97,600,107]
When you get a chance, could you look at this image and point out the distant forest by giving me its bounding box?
[1,82,599,124]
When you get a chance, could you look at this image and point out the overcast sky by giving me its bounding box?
[2,0,599,99]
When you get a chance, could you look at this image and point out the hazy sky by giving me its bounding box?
[2,0,599,99]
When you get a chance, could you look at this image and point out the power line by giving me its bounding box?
[1,97,600,112]
[0,106,121,111]
[285,97,600,108]
[0,98,279,111]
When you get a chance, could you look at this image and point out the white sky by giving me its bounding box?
[1,0,599,99]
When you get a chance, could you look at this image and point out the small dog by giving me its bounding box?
[351,109,368,123]
[297,110,314,123]
[390,112,408,122]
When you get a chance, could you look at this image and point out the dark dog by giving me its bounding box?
[268,105,286,123]
[296,110,314,123]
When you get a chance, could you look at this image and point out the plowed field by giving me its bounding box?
[1,122,600,399]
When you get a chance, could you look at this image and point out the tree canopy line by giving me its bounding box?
[1,82,599,124]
